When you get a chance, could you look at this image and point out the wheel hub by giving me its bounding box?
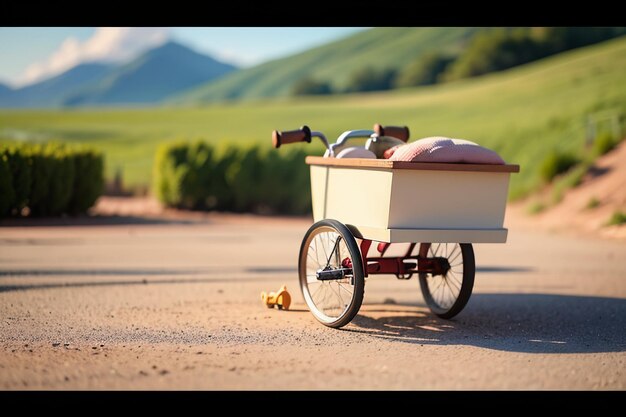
[316,267,352,281]
[417,256,451,276]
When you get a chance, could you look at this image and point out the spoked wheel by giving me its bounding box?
[298,219,365,328]
[418,242,475,319]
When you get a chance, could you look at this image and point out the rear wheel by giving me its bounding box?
[299,219,365,328]
[418,243,475,319]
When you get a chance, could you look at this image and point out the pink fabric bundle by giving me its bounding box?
[387,137,505,165]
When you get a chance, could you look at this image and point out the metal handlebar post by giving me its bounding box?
[326,129,375,157]
[310,131,330,154]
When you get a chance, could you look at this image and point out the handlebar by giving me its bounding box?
[272,125,312,148]
[373,124,410,142]
[272,124,409,156]
[271,125,331,153]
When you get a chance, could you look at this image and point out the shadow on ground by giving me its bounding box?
[0,268,223,277]
[350,293,626,354]
[0,265,297,292]
[475,266,534,273]
[0,215,204,227]
[0,276,273,293]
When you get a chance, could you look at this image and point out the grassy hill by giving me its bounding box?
[172,27,479,103]
[1,36,625,199]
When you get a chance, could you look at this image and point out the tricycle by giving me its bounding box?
[272,124,519,328]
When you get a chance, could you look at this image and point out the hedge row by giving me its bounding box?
[0,143,104,217]
[153,141,312,214]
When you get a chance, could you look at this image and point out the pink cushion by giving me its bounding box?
[388,137,505,164]
[383,145,402,159]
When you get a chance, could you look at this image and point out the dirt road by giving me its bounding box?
[1,213,625,389]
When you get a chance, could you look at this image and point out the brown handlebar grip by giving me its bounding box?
[272,125,312,148]
[373,124,410,142]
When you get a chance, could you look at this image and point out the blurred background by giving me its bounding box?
[0,27,624,235]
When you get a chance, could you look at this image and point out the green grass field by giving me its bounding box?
[1,36,625,199]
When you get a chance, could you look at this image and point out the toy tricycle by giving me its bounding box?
[272,124,519,328]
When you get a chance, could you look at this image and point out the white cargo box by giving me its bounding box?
[306,156,520,243]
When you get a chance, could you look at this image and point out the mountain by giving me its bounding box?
[63,41,237,106]
[0,41,237,108]
[0,83,13,105]
[172,27,480,104]
[0,63,113,107]
[0,83,12,95]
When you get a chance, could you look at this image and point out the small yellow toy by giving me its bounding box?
[261,285,291,310]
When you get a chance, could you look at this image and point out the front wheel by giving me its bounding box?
[298,219,365,328]
[418,243,475,319]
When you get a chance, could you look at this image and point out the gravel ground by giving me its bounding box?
[0,214,625,389]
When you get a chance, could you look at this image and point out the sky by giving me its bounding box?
[0,27,365,88]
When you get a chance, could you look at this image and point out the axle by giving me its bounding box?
[366,256,450,277]
[316,267,353,281]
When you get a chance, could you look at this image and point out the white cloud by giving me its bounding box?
[17,27,170,87]
[210,49,256,68]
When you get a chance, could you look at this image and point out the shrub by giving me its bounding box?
[2,147,31,214]
[550,162,590,204]
[0,143,103,218]
[25,144,76,216]
[444,29,525,81]
[68,148,104,214]
[443,27,626,82]
[254,147,286,212]
[527,201,546,215]
[585,196,600,210]
[255,147,311,214]
[229,145,264,212]
[153,142,187,207]
[606,211,626,226]
[592,132,617,156]
[45,145,76,216]
[211,146,240,210]
[344,67,397,93]
[180,142,214,210]
[283,148,311,214]
[291,77,333,96]
[539,150,579,182]
[395,53,455,88]
[25,144,55,216]
[153,141,215,210]
[0,153,15,216]
[153,141,312,215]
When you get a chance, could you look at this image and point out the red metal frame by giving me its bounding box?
[357,240,446,277]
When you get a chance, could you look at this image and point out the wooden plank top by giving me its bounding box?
[306,156,520,173]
